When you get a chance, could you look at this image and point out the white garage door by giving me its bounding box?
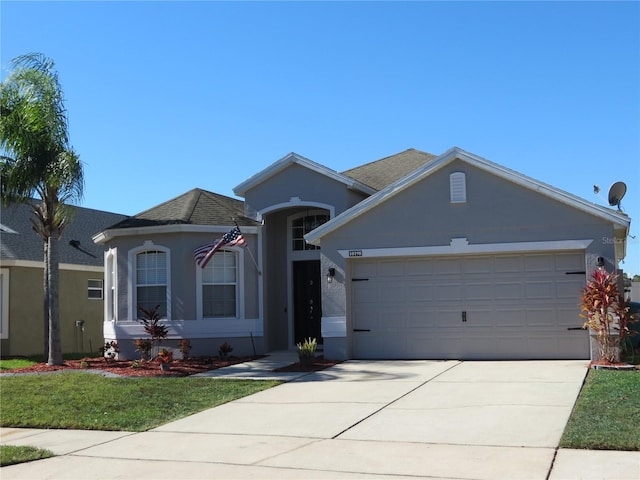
[351,252,589,359]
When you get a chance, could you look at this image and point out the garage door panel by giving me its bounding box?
[494,255,524,272]
[406,259,434,275]
[525,255,554,272]
[406,283,434,301]
[436,284,462,301]
[525,282,555,299]
[465,283,494,300]
[351,252,589,360]
[525,308,556,327]
[495,282,523,299]
[380,285,405,302]
[556,280,583,299]
[555,252,584,271]
[463,257,493,274]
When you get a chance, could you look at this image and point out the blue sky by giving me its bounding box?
[2,1,639,275]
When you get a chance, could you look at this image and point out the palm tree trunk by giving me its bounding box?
[43,241,49,362]
[47,229,63,366]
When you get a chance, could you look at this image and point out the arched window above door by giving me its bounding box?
[291,213,329,251]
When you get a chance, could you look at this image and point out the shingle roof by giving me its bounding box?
[341,148,436,191]
[0,201,127,266]
[106,188,259,230]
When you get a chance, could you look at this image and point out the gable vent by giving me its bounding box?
[450,172,467,203]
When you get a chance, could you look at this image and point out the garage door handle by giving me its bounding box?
[567,327,586,330]
[353,329,371,332]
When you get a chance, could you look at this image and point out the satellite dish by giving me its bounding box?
[608,182,627,210]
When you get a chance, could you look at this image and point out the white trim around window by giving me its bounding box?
[195,247,245,320]
[105,248,118,322]
[128,242,171,321]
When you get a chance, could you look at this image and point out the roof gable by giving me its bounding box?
[233,152,376,197]
[306,147,630,245]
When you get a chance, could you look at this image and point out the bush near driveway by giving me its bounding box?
[561,369,640,451]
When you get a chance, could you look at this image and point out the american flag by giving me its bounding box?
[193,226,247,268]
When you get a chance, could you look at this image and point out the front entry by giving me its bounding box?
[293,260,322,345]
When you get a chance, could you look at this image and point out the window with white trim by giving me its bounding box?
[201,250,237,318]
[450,172,467,203]
[136,249,168,318]
[88,279,103,300]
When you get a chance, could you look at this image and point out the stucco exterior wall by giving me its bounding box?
[243,163,365,219]
[316,160,621,359]
[4,265,104,357]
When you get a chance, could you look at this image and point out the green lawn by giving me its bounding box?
[0,445,54,466]
[0,358,38,370]
[561,369,640,451]
[0,372,280,431]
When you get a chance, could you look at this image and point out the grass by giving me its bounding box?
[0,353,94,370]
[561,369,640,451]
[0,445,54,466]
[0,372,280,431]
[0,358,37,370]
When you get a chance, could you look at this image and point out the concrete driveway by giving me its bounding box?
[2,359,637,479]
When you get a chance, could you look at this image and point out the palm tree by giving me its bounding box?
[0,53,84,365]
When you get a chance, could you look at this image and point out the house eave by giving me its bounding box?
[93,224,261,244]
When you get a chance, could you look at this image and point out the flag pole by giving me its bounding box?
[235,222,261,275]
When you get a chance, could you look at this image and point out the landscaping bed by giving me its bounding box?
[1,355,341,377]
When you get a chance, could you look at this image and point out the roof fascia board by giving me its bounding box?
[233,152,376,197]
[93,224,261,244]
[306,147,630,245]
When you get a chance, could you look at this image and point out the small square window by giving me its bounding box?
[88,279,103,300]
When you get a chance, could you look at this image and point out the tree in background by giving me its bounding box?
[0,53,84,365]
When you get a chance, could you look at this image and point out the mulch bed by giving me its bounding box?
[2,355,341,377]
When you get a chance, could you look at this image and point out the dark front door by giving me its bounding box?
[293,260,322,345]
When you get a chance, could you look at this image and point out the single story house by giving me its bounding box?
[0,201,127,357]
[94,147,630,360]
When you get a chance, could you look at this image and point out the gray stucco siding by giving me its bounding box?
[323,161,617,251]
[105,231,261,323]
[243,163,363,219]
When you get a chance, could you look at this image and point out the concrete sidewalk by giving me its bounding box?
[1,356,638,479]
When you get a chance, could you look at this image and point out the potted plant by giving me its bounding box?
[157,348,173,371]
[296,337,317,367]
[581,269,629,364]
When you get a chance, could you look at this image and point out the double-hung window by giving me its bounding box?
[136,249,168,318]
[201,250,237,318]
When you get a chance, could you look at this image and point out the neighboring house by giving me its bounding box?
[0,202,127,357]
[94,147,631,361]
